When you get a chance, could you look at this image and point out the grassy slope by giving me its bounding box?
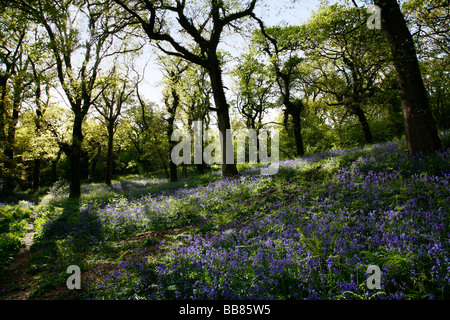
[1,138,449,300]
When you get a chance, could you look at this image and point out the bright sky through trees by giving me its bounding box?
[137,0,327,105]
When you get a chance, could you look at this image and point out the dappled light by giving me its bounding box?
[1,0,449,306]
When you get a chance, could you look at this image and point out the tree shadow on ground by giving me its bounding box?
[27,197,105,298]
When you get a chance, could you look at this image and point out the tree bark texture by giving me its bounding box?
[374,0,441,154]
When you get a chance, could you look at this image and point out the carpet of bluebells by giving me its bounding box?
[1,139,449,300]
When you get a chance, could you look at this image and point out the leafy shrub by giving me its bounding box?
[439,131,450,149]
[0,233,24,271]
[0,202,33,273]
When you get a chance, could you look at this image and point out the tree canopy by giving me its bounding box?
[0,0,446,197]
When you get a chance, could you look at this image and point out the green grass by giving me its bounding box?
[0,201,34,273]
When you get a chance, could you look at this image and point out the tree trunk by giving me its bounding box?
[374,0,441,154]
[196,163,205,175]
[196,129,207,174]
[0,78,6,150]
[162,162,169,180]
[90,144,102,182]
[4,98,20,161]
[182,163,187,178]
[2,94,21,194]
[105,126,114,185]
[169,156,178,182]
[167,89,179,183]
[33,158,41,191]
[353,106,373,144]
[196,120,207,174]
[209,63,239,177]
[51,149,62,183]
[69,115,83,198]
[33,107,43,191]
[157,149,170,179]
[249,121,260,163]
[285,100,304,157]
[291,110,304,157]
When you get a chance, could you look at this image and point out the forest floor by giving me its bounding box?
[1,224,36,299]
[1,137,450,300]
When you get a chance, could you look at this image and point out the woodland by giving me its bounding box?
[0,0,449,301]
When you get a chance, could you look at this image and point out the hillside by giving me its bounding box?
[1,139,449,300]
